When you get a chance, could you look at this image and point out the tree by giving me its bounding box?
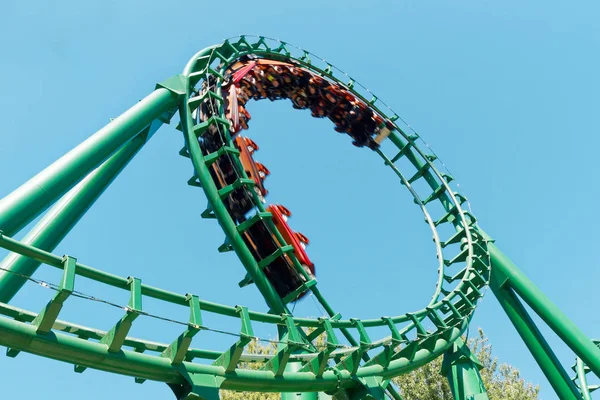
[393,328,539,400]
[221,340,279,400]
[220,329,539,400]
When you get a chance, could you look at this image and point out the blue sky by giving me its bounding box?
[0,1,599,398]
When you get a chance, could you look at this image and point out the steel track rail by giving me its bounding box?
[0,36,492,397]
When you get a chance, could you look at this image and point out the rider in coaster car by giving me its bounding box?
[197,79,219,122]
[352,133,371,148]
[319,85,341,117]
[263,67,286,101]
[372,114,396,139]
[281,66,297,86]
[347,120,370,148]
[239,80,256,102]
[257,162,270,180]
[235,86,250,106]
[329,92,355,132]
[198,100,212,123]
[307,75,325,101]
[331,114,349,133]
[362,107,377,135]
[264,65,284,88]
[279,85,290,99]
[267,86,285,101]
[288,69,309,108]
[311,84,338,117]
[290,67,311,88]
[347,101,379,148]
[238,106,251,131]
[203,74,218,93]
[200,94,222,125]
[329,106,349,133]
[310,99,328,118]
[369,115,394,150]
[372,114,384,129]
[288,69,311,105]
[290,89,309,109]
[199,78,219,115]
[239,54,257,63]
[257,75,270,100]
[307,76,332,116]
[322,84,341,106]
[247,75,267,100]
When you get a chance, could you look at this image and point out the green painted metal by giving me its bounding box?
[0,122,161,302]
[342,377,388,400]
[170,370,225,400]
[573,340,600,399]
[163,294,202,365]
[442,338,489,400]
[31,255,76,334]
[281,362,320,400]
[100,276,143,353]
[281,326,319,400]
[0,87,179,237]
[175,36,494,400]
[0,36,492,399]
[491,284,582,400]
[488,242,600,379]
[0,35,597,400]
[575,355,594,400]
[179,92,289,314]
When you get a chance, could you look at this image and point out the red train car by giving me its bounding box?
[267,204,315,278]
[233,136,269,201]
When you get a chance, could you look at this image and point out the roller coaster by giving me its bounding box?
[0,36,597,400]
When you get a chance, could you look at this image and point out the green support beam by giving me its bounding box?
[576,357,593,400]
[101,277,143,353]
[491,284,582,400]
[441,338,489,400]
[489,242,600,379]
[31,255,77,334]
[0,86,180,237]
[344,377,388,400]
[171,368,225,400]
[213,306,254,373]
[264,315,307,376]
[0,122,161,302]
[282,361,319,400]
[163,294,202,365]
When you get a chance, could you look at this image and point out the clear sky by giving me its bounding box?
[0,1,599,399]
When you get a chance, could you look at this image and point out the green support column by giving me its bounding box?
[0,120,162,302]
[441,338,489,400]
[282,361,318,400]
[576,357,592,400]
[170,366,225,400]
[488,242,600,378]
[276,321,318,400]
[0,86,180,237]
[343,377,387,400]
[491,285,582,400]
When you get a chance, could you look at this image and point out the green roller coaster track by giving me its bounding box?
[0,36,597,400]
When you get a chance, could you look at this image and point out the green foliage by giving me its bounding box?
[222,388,278,400]
[393,329,539,400]
[221,340,279,400]
[220,329,539,400]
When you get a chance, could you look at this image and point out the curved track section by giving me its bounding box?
[574,341,600,400]
[0,36,491,396]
